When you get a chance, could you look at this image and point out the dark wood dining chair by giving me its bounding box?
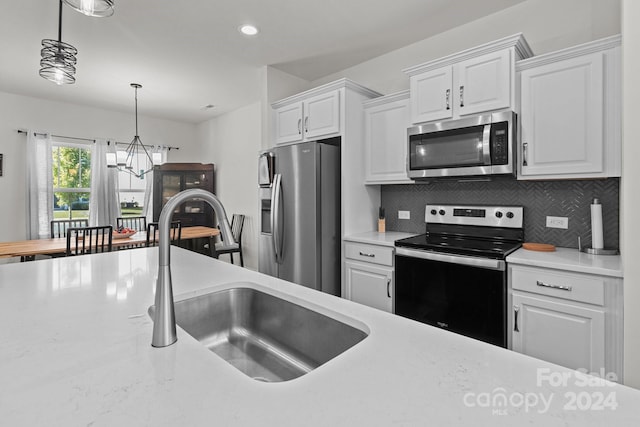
[214,214,245,267]
[65,226,113,256]
[116,216,147,232]
[146,221,182,247]
[21,219,92,261]
[51,219,89,238]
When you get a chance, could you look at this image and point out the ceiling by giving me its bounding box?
[0,0,525,124]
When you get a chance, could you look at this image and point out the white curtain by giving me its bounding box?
[89,139,121,227]
[142,145,168,222]
[26,131,53,239]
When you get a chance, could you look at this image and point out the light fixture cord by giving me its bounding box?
[57,0,63,43]
[135,86,139,137]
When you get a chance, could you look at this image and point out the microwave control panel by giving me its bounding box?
[490,121,509,165]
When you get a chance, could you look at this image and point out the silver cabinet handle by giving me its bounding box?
[445,89,450,110]
[536,280,572,292]
[459,85,464,107]
[522,142,528,167]
[359,251,375,258]
[514,305,520,332]
[386,278,391,298]
[297,118,302,134]
[304,116,309,133]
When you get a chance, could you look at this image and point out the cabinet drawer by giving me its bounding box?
[511,266,605,306]
[345,242,393,267]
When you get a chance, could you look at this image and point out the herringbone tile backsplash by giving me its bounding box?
[381,178,620,249]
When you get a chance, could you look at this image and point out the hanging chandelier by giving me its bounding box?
[40,0,77,85]
[62,0,114,17]
[107,84,154,178]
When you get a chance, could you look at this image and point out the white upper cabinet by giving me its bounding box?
[457,50,511,116]
[363,91,413,184]
[303,91,340,140]
[410,67,453,123]
[405,33,532,124]
[274,103,304,144]
[517,35,621,179]
[274,89,340,145]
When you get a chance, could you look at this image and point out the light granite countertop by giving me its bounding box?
[344,231,417,247]
[1,247,639,426]
[507,247,623,278]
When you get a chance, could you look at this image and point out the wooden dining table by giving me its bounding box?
[0,226,220,259]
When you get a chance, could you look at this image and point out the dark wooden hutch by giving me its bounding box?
[152,163,216,226]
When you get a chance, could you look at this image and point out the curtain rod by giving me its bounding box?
[16,129,180,150]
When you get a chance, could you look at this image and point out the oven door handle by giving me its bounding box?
[395,247,505,271]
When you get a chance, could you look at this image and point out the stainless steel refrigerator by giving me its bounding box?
[258,140,340,295]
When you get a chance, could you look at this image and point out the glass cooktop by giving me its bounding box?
[395,233,522,260]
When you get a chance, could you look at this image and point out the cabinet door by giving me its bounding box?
[303,90,340,140]
[345,260,393,313]
[456,49,511,116]
[275,102,304,145]
[364,97,412,184]
[410,67,453,124]
[512,292,605,372]
[519,52,604,177]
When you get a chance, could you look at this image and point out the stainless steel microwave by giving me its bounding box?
[407,110,516,179]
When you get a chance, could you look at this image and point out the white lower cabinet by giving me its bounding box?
[512,292,605,372]
[509,264,622,379]
[344,242,394,313]
[345,261,393,313]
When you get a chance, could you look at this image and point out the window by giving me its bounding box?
[52,141,91,220]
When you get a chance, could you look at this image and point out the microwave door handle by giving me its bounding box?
[482,124,492,165]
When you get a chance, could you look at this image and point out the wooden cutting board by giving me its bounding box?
[522,242,556,252]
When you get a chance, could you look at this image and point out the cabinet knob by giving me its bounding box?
[445,89,450,110]
[459,85,464,108]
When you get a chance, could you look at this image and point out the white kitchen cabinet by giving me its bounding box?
[405,33,532,124]
[512,292,605,373]
[517,35,621,179]
[345,261,393,313]
[344,241,394,312]
[363,91,413,184]
[509,263,622,379]
[274,90,340,145]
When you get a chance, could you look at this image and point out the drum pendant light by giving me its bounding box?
[40,0,77,85]
[62,0,114,18]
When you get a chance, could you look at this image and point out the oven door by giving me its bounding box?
[394,248,507,347]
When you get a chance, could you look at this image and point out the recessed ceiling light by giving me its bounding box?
[239,25,259,36]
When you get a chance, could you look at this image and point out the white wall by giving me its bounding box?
[0,91,198,246]
[622,0,640,389]
[198,102,261,270]
[312,0,621,94]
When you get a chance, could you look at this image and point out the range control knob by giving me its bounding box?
[438,209,446,216]
[495,211,503,218]
[506,211,515,219]
[430,209,437,215]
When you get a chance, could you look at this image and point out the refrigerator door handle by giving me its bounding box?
[271,174,284,264]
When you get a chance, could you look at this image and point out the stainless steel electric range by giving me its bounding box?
[394,205,524,348]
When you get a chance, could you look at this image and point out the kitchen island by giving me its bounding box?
[1,247,639,426]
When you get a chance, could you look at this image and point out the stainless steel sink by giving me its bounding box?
[149,285,368,382]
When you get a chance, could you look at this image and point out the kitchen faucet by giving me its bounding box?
[151,189,238,348]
